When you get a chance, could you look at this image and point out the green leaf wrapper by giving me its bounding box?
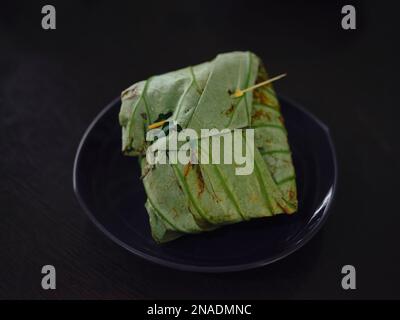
[119,51,297,243]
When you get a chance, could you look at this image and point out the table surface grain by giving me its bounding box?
[1,0,399,299]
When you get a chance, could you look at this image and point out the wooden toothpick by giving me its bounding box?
[148,119,167,130]
[232,73,287,98]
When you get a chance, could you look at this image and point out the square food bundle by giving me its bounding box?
[119,51,297,243]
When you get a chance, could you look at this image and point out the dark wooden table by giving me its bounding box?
[1,0,399,299]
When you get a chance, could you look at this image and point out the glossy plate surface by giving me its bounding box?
[73,97,337,272]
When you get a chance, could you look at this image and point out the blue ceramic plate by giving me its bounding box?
[73,96,337,272]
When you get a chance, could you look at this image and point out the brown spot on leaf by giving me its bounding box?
[171,207,179,219]
[121,87,138,100]
[259,92,271,105]
[195,165,205,196]
[253,86,274,106]
[224,104,235,115]
[249,193,259,203]
[288,189,295,201]
[183,162,192,177]
[253,89,261,102]
[277,202,290,214]
[252,109,271,121]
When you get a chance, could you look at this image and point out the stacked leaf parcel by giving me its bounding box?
[119,51,297,243]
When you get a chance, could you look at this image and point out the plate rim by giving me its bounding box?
[72,96,338,273]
